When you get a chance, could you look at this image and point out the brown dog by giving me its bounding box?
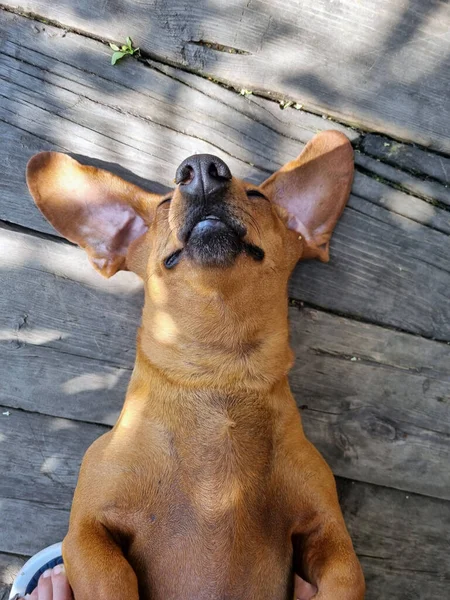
[26,131,364,600]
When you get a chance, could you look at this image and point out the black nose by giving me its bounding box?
[175,154,232,198]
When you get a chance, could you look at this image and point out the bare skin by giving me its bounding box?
[19,566,73,600]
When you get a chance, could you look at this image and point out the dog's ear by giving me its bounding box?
[261,131,354,262]
[27,152,163,277]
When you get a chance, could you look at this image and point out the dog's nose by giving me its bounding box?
[175,154,232,199]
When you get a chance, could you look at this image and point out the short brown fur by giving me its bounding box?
[27,131,365,600]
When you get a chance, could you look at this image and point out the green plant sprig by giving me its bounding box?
[109,37,140,65]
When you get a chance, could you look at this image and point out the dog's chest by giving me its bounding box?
[105,401,293,599]
[180,402,274,510]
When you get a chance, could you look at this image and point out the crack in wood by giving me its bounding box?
[355,164,450,214]
[186,40,251,55]
[1,50,270,173]
[308,346,423,374]
[289,296,450,346]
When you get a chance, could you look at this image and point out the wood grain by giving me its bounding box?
[2,0,450,152]
[0,552,26,586]
[337,479,450,600]
[362,134,450,186]
[0,11,449,341]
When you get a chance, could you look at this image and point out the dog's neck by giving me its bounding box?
[130,267,295,398]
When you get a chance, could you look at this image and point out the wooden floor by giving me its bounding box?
[0,2,449,599]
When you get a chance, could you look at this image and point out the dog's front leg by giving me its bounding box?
[62,520,139,600]
[287,440,365,600]
[293,518,365,600]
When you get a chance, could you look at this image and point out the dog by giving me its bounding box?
[26,130,365,600]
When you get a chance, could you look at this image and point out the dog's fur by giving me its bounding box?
[27,131,365,600]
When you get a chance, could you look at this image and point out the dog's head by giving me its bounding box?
[26,131,353,289]
[27,131,353,384]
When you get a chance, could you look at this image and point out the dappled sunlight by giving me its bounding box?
[0,2,448,593]
[40,456,60,474]
[0,327,65,345]
[35,241,144,295]
[149,275,168,306]
[0,227,32,269]
[116,405,139,430]
[389,212,422,231]
[383,192,436,231]
[153,310,179,344]
[383,190,436,231]
[49,418,79,431]
[62,371,123,396]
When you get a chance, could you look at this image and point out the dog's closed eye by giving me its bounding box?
[246,189,269,201]
[158,196,172,208]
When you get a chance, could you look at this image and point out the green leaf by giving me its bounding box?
[126,36,133,48]
[109,43,120,51]
[111,51,127,65]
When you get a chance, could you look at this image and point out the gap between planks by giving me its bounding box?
[1,0,450,174]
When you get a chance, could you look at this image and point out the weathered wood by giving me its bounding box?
[337,479,450,600]
[2,225,450,499]
[0,586,9,600]
[3,0,450,152]
[1,12,450,341]
[362,134,450,186]
[0,496,69,556]
[0,341,130,425]
[0,405,107,507]
[290,307,450,500]
[289,197,450,342]
[0,225,142,367]
[0,7,449,600]
[351,171,450,234]
[0,552,26,586]
[361,561,450,600]
[355,153,450,209]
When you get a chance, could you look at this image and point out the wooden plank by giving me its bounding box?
[351,172,450,234]
[337,479,450,600]
[145,60,450,210]
[2,224,450,499]
[0,496,69,556]
[355,153,450,209]
[288,198,450,342]
[0,342,130,426]
[289,307,450,500]
[1,12,449,341]
[361,561,450,600]
[0,406,107,507]
[0,225,142,367]
[2,0,450,152]
[0,552,26,586]
[362,134,450,186]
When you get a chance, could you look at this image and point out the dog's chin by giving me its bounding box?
[185,219,242,267]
